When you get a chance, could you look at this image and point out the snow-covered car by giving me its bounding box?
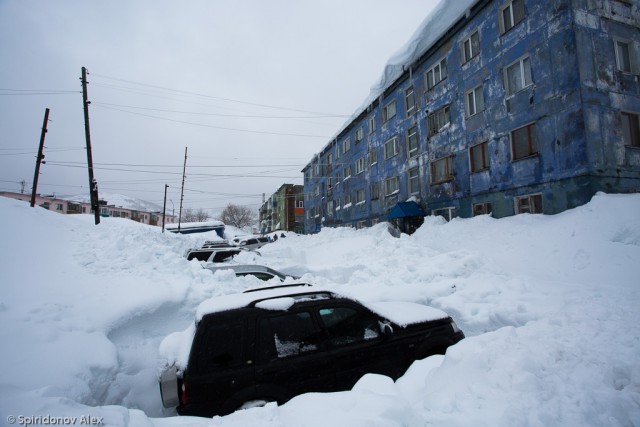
[184,240,241,263]
[232,236,270,251]
[158,284,464,418]
[204,264,300,281]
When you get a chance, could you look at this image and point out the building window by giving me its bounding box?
[407,126,419,158]
[344,193,352,206]
[314,186,319,197]
[470,141,490,172]
[344,165,352,180]
[384,137,399,159]
[504,55,533,96]
[499,0,525,35]
[428,105,450,137]
[432,207,456,221]
[465,85,485,117]
[326,200,334,217]
[614,39,635,74]
[355,127,364,143]
[473,202,492,216]
[408,167,420,194]
[384,176,399,196]
[56,203,63,211]
[356,220,367,229]
[431,156,453,184]
[370,182,380,200]
[426,57,447,90]
[296,200,304,208]
[383,100,397,123]
[515,194,543,214]
[314,163,320,177]
[405,86,416,116]
[369,116,376,134]
[621,112,640,147]
[369,148,378,166]
[511,122,538,160]
[355,157,365,175]
[462,30,480,63]
[356,189,366,205]
[328,176,333,190]
[342,138,351,154]
[335,144,340,160]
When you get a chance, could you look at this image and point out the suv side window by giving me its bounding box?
[191,322,244,374]
[258,311,322,360]
[318,307,380,346]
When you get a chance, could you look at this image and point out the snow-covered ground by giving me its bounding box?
[0,193,638,427]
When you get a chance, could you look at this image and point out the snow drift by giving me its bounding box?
[0,192,639,426]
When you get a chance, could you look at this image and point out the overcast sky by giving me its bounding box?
[0,0,440,216]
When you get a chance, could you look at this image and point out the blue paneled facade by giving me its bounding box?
[302,0,640,234]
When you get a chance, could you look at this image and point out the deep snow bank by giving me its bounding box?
[0,193,639,426]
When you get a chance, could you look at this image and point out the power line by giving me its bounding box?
[90,73,347,116]
[0,89,80,96]
[91,101,348,119]
[93,104,330,138]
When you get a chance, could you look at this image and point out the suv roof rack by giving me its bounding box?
[243,283,313,294]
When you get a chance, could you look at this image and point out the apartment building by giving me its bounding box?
[302,0,640,234]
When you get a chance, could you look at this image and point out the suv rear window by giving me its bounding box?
[258,312,322,360]
[191,322,244,374]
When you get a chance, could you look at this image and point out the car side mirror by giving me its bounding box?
[380,321,393,336]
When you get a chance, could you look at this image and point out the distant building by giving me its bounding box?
[0,191,177,227]
[259,184,304,234]
[302,0,640,234]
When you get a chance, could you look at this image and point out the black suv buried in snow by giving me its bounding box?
[159,284,464,418]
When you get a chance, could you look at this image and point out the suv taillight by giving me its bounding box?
[179,379,188,405]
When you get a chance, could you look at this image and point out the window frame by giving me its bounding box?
[368,148,378,166]
[355,188,366,205]
[621,111,640,147]
[384,137,399,160]
[408,167,420,195]
[384,176,399,196]
[383,100,397,123]
[469,141,490,172]
[355,156,366,175]
[614,38,636,74]
[342,138,351,154]
[370,181,380,200]
[343,165,352,180]
[472,202,493,216]
[510,122,538,161]
[499,0,525,35]
[428,105,451,137]
[430,156,454,184]
[405,86,416,117]
[426,57,448,90]
[407,125,419,158]
[504,55,533,97]
[369,116,376,134]
[355,127,364,143]
[515,193,543,214]
[465,85,485,117]
[462,30,480,63]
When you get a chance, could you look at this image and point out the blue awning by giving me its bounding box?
[387,201,425,220]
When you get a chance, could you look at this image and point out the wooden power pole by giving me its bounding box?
[30,108,50,207]
[177,147,187,232]
[81,67,100,225]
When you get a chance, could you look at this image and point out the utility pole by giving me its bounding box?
[81,66,100,225]
[30,108,50,207]
[162,184,168,233]
[177,147,187,232]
